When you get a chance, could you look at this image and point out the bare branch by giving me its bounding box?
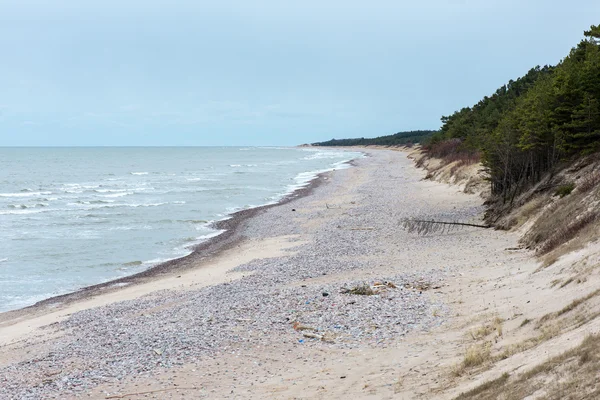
[400,218,491,235]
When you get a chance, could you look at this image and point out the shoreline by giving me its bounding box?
[2,148,540,399]
[3,148,599,399]
[0,156,361,325]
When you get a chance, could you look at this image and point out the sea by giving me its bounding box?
[0,146,363,312]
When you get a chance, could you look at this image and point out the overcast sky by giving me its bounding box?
[1,0,599,146]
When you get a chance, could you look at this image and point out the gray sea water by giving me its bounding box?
[0,146,362,312]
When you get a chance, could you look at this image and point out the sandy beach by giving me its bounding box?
[0,149,560,399]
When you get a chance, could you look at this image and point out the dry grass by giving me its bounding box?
[453,334,600,399]
[539,222,599,269]
[461,343,492,370]
[521,178,600,256]
[559,277,575,288]
[498,323,562,360]
[499,290,600,361]
[538,212,598,255]
[513,197,545,227]
[469,317,503,340]
[576,170,600,193]
[470,325,493,340]
[453,373,509,400]
[539,288,600,324]
[493,317,503,337]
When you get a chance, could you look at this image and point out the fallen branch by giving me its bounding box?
[401,218,491,235]
[106,387,198,399]
[303,332,323,340]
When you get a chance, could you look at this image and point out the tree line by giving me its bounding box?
[312,130,437,147]
[427,25,600,204]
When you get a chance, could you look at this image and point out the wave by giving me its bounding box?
[123,260,143,267]
[74,200,115,205]
[0,191,51,198]
[0,147,366,313]
[0,209,48,215]
[74,202,169,211]
[186,177,219,182]
[108,225,152,231]
[302,150,350,160]
[181,219,209,224]
[102,192,133,198]
[7,203,48,209]
[94,189,128,193]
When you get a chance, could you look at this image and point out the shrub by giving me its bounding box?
[423,138,481,167]
[555,183,575,197]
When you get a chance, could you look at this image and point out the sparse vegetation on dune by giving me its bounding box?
[411,27,600,397]
[454,334,600,400]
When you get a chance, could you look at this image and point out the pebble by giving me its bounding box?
[0,150,484,399]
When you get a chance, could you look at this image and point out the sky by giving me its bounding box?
[0,0,599,146]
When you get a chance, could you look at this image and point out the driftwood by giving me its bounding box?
[303,332,323,340]
[401,218,491,235]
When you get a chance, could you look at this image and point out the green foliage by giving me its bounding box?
[437,25,600,203]
[555,183,576,197]
[312,130,437,147]
[584,24,600,42]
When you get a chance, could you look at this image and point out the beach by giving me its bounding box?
[0,149,541,399]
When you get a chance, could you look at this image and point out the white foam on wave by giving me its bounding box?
[0,191,52,198]
[0,292,61,313]
[102,192,133,198]
[302,150,350,160]
[7,203,49,209]
[0,208,48,215]
[94,189,128,193]
[172,228,226,255]
[281,151,365,198]
[108,225,152,231]
[186,177,219,182]
[68,202,169,211]
[196,230,225,240]
[131,172,149,175]
[141,257,173,267]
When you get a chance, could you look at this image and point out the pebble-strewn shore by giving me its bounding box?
[0,149,485,399]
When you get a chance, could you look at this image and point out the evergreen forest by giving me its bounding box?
[426,25,600,203]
